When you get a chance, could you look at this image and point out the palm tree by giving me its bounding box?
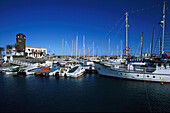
[6,45,13,54]
[6,45,13,49]
[0,47,4,58]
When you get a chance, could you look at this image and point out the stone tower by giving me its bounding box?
[16,33,26,55]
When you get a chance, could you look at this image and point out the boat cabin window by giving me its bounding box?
[68,66,79,73]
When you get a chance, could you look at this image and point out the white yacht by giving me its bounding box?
[94,61,170,83]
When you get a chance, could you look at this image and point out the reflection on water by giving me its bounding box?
[0,73,170,112]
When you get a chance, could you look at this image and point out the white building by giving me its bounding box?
[12,46,47,58]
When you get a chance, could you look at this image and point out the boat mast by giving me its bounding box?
[71,40,73,57]
[65,40,66,56]
[151,27,155,56]
[160,1,166,55]
[120,40,122,58]
[125,12,129,55]
[108,38,110,57]
[87,46,89,57]
[93,41,94,57]
[74,40,76,57]
[79,49,80,58]
[62,39,64,57]
[140,32,144,58]
[96,46,98,57]
[76,35,78,59]
[101,43,103,57]
[83,36,85,58]
[117,45,119,58]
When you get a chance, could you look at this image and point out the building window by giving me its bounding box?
[147,75,149,77]
[153,76,155,78]
[28,49,30,51]
[137,75,139,77]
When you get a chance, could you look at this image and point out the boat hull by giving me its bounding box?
[94,62,170,83]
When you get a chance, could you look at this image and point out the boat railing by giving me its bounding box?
[111,64,156,73]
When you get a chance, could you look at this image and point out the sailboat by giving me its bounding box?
[94,2,170,83]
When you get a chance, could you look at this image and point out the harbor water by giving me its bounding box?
[0,73,170,112]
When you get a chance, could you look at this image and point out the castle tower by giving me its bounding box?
[16,33,26,55]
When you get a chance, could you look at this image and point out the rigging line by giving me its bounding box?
[130,22,149,51]
[113,19,126,40]
[66,41,71,55]
[88,14,125,54]
[153,27,162,54]
[166,2,170,14]
[135,43,140,56]
[144,81,152,112]
[127,3,161,14]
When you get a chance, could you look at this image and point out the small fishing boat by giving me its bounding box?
[48,68,60,76]
[18,66,39,75]
[35,67,50,76]
[0,66,17,72]
[45,67,59,76]
[66,66,85,78]
[26,67,43,75]
[5,66,20,75]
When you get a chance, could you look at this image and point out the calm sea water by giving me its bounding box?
[0,72,170,112]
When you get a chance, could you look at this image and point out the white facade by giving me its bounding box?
[12,46,47,58]
[25,46,47,58]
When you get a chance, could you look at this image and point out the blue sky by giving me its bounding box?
[0,0,169,56]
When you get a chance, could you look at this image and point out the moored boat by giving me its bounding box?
[18,66,39,75]
[45,67,58,76]
[66,66,85,78]
[5,66,20,75]
[35,67,50,76]
[26,67,43,75]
